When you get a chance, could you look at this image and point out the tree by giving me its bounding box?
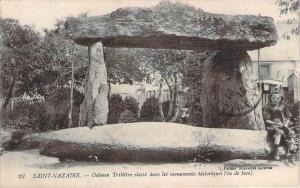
[0,18,46,109]
[276,0,299,35]
[179,51,213,126]
[104,48,187,122]
[277,0,299,15]
[42,19,88,128]
[0,15,89,129]
[104,47,147,97]
[103,47,211,125]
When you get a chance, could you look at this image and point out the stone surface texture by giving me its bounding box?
[79,42,109,127]
[38,122,271,162]
[201,50,265,130]
[65,2,277,50]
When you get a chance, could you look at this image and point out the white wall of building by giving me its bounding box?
[110,83,170,108]
[258,61,298,81]
[248,20,300,102]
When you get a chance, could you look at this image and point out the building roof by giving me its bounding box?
[262,79,283,85]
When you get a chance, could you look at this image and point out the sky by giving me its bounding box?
[0,0,287,32]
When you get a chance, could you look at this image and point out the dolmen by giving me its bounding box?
[38,2,279,162]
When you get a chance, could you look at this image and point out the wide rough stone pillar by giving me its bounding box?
[201,50,265,130]
[79,42,109,128]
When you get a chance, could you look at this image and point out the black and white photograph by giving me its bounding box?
[0,0,299,187]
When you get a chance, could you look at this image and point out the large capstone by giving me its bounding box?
[65,2,277,50]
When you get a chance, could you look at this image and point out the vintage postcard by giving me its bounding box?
[0,0,299,187]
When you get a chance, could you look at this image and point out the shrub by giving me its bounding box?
[28,102,56,131]
[118,96,140,123]
[119,109,138,123]
[45,87,83,129]
[139,97,160,121]
[2,87,83,131]
[107,94,124,124]
[51,99,69,129]
[123,96,139,115]
[162,100,171,118]
[2,101,56,131]
[184,90,202,126]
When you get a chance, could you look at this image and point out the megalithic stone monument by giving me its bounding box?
[79,42,109,127]
[37,123,271,162]
[201,50,265,129]
[65,3,277,50]
[65,2,277,129]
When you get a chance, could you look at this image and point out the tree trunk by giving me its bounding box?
[170,92,183,123]
[68,61,74,128]
[201,50,265,130]
[163,75,174,121]
[169,74,181,122]
[158,78,165,121]
[78,42,109,128]
[2,79,15,110]
[105,53,111,98]
[167,87,174,120]
[172,73,178,116]
[107,78,111,98]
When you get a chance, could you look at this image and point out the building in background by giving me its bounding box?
[110,81,170,109]
[249,19,300,105]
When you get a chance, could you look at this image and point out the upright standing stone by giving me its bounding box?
[79,42,109,128]
[201,50,265,130]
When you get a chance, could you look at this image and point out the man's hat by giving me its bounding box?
[270,87,282,95]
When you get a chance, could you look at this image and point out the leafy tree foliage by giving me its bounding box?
[276,0,299,35]
[0,18,48,109]
[42,21,88,97]
[277,0,299,14]
[0,6,213,128]
[0,17,88,128]
[104,47,147,85]
[103,47,212,125]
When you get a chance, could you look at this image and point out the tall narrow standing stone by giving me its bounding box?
[201,50,265,130]
[79,42,109,128]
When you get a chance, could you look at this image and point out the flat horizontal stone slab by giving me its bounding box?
[39,122,271,162]
[65,2,277,50]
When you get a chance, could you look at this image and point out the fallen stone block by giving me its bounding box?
[39,122,272,162]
